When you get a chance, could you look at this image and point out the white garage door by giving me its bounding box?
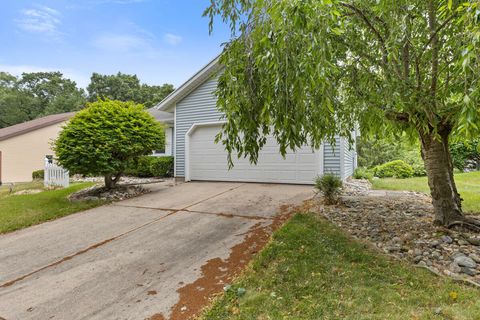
[187,124,321,184]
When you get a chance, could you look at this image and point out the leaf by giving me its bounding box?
[448,0,453,10]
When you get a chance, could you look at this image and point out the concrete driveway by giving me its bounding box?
[0,181,313,320]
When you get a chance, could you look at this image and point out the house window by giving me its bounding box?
[153,147,165,156]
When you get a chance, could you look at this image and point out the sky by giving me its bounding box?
[0,0,231,88]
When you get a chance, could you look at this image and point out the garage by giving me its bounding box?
[155,55,357,183]
[186,123,322,184]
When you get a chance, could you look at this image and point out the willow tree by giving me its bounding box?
[204,0,480,227]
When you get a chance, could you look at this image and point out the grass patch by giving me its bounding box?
[0,182,106,234]
[0,180,45,198]
[371,171,480,214]
[202,214,480,320]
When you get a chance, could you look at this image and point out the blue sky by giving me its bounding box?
[0,0,230,88]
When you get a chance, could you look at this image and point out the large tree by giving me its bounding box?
[204,0,480,227]
[87,72,174,108]
[0,71,86,128]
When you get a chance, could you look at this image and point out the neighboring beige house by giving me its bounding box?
[0,109,174,184]
[0,112,75,183]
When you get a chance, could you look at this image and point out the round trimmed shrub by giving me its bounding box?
[373,160,414,178]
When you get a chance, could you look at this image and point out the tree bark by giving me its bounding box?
[104,172,122,190]
[420,127,464,226]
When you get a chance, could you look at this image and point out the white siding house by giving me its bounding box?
[155,55,357,184]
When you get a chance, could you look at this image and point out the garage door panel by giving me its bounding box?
[188,125,319,184]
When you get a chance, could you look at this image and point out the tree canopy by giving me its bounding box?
[0,72,86,128]
[0,71,174,128]
[205,0,480,227]
[87,72,174,108]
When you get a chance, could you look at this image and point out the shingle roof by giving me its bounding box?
[0,112,75,142]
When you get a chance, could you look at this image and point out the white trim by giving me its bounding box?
[318,143,324,177]
[173,105,177,177]
[184,121,227,182]
[155,55,222,112]
[339,137,346,180]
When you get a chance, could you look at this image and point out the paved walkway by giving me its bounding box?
[0,181,312,320]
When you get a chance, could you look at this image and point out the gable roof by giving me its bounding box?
[155,54,222,111]
[0,112,75,142]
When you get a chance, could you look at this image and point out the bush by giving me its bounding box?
[54,100,165,189]
[125,156,173,177]
[373,160,414,178]
[315,174,343,205]
[353,167,373,180]
[32,169,44,180]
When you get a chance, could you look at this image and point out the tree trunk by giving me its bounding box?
[104,172,122,190]
[420,127,464,226]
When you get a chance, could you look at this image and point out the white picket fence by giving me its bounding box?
[44,162,69,188]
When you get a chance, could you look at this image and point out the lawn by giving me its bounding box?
[202,214,480,320]
[0,182,106,234]
[371,171,480,214]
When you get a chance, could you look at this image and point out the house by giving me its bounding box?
[0,109,173,184]
[155,55,357,184]
[0,112,75,184]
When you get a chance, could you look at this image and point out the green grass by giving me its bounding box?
[203,214,480,320]
[0,182,106,234]
[0,180,45,198]
[371,171,480,214]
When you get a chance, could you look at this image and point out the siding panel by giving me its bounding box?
[323,137,341,177]
[175,77,223,176]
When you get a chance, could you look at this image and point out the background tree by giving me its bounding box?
[0,71,86,128]
[54,100,165,189]
[87,72,174,108]
[205,0,480,227]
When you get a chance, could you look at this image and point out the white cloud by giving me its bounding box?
[16,6,62,39]
[163,33,183,46]
[92,33,149,51]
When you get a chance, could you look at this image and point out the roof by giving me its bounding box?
[147,108,174,124]
[155,54,222,111]
[0,112,75,142]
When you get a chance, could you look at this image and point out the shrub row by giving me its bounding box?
[125,156,174,178]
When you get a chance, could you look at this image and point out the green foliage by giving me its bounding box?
[32,170,45,180]
[373,160,414,179]
[450,140,480,171]
[87,72,174,108]
[0,70,173,129]
[314,174,343,205]
[0,71,86,128]
[125,156,173,178]
[357,136,405,168]
[353,167,373,180]
[402,150,427,177]
[54,100,165,185]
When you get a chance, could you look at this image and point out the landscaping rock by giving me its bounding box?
[441,235,453,244]
[316,187,480,286]
[461,267,477,276]
[454,255,477,269]
[68,185,149,202]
